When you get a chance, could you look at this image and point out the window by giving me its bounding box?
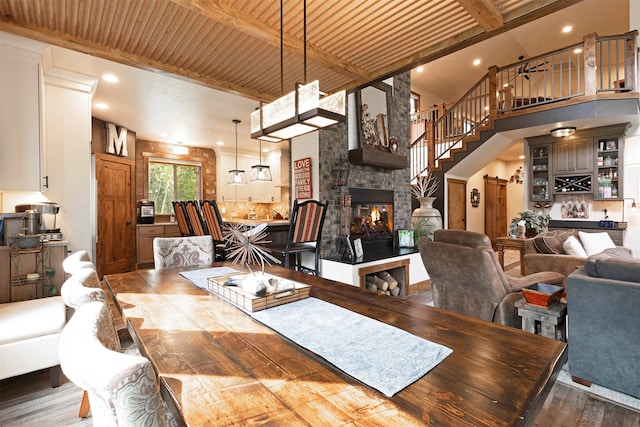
[148,158,202,215]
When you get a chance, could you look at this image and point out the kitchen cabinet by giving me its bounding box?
[552,138,593,175]
[136,223,181,269]
[0,41,47,192]
[595,136,623,200]
[1,241,68,303]
[529,144,551,202]
[216,153,282,203]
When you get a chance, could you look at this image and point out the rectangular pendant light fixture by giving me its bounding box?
[250,80,346,141]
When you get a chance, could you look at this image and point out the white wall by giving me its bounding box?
[289,132,320,203]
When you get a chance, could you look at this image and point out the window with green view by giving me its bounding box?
[148,158,202,215]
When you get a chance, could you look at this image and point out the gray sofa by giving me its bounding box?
[567,248,640,399]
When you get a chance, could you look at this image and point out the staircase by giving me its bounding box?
[410,31,638,188]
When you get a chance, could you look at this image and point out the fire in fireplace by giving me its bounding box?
[348,188,393,239]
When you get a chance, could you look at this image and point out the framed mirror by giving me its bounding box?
[355,82,393,150]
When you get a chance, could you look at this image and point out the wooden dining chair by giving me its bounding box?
[183,200,207,236]
[269,199,328,275]
[172,201,193,236]
[200,199,226,260]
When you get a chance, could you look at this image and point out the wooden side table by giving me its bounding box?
[515,299,567,342]
[496,237,526,275]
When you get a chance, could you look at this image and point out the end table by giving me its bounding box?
[496,237,526,275]
[515,298,567,342]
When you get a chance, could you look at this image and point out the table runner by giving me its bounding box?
[252,297,452,397]
[180,267,239,289]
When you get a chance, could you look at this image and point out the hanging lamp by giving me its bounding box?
[250,139,272,181]
[227,119,247,184]
[250,0,346,141]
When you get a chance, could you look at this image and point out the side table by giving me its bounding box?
[515,298,567,341]
[496,237,526,275]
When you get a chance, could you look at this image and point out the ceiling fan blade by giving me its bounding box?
[524,74,530,80]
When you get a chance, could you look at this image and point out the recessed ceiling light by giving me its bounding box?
[102,74,119,83]
[416,66,424,73]
[262,147,269,153]
[562,25,572,33]
[160,132,169,138]
[216,141,224,146]
[473,59,481,66]
[519,155,525,159]
[94,102,109,110]
[573,48,582,54]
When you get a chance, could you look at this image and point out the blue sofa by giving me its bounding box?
[566,248,640,399]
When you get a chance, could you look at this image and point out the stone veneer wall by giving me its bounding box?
[135,139,217,202]
[318,72,412,257]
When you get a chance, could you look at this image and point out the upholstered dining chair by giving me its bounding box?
[172,201,193,236]
[269,199,328,275]
[58,300,170,426]
[153,235,214,269]
[62,250,94,275]
[200,199,226,260]
[418,229,565,328]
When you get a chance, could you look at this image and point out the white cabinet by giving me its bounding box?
[217,152,282,202]
[0,40,47,192]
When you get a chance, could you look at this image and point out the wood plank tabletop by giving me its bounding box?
[103,263,566,427]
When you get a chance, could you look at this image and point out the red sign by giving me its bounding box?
[294,157,313,199]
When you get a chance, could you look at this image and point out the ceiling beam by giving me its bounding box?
[0,20,273,101]
[355,0,583,90]
[167,0,373,84]
[455,0,503,31]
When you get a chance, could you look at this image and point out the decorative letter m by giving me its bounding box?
[106,123,128,156]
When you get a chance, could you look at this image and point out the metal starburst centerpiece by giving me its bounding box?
[223,222,280,273]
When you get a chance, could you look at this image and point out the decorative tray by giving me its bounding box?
[207,273,310,313]
[522,282,564,307]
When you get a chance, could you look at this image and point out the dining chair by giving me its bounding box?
[58,300,171,426]
[200,199,226,260]
[172,201,193,236]
[153,235,214,269]
[184,200,207,236]
[269,199,328,275]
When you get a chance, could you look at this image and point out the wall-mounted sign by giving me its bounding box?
[294,157,312,199]
[106,122,128,156]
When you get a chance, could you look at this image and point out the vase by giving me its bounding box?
[411,196,442,233]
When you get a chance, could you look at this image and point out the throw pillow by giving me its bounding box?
[578,231,616,256]
[563,235,587,257]
[533,235,564,254]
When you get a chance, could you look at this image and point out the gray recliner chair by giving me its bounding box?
[419,229,564,328]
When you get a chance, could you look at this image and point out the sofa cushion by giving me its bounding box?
[0,297,66,345]
[584,248,639,281]
[533,230,578,254]
[563,235,587,257]
[578,231,616,256]
[584,247,633,276]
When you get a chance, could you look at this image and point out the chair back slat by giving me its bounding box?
[290,200,327,244]
[172,201,192,236]
[184,201,207,236]
[200,200,224,242]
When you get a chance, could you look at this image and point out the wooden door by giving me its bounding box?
[484,176,508,248]
[96,154,135,277]
[447,178,467,230]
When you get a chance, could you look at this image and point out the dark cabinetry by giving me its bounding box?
[552,138,593,174]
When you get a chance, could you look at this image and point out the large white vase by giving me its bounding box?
[412,196,443,231]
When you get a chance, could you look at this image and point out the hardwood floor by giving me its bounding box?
[1,256,638,426]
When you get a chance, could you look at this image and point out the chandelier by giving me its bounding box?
[250,0,346,142]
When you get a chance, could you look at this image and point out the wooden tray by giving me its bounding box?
[522,282,564,307]
[207,273,310,313]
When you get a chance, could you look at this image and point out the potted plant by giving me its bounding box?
[509,210,551,237]
[412,217,438,244]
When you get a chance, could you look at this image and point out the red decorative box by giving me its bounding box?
[522,283,564,307]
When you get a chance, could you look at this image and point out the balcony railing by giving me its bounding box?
[410,31,638,181]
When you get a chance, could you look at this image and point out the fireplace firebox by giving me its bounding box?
[348,188,393,240]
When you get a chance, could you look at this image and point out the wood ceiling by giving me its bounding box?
[0,0,582,102]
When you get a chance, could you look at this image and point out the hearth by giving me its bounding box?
[348,188,393,240]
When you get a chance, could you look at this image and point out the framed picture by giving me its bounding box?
[605,140,617,150]
[397,229,414,248]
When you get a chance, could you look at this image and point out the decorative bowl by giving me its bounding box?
[523,283,564,307]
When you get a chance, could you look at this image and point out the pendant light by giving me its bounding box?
[227,119,247,185]
[250,0,346,142]
[250,139,272,181]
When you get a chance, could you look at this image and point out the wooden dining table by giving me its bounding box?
[103,263,567,427]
